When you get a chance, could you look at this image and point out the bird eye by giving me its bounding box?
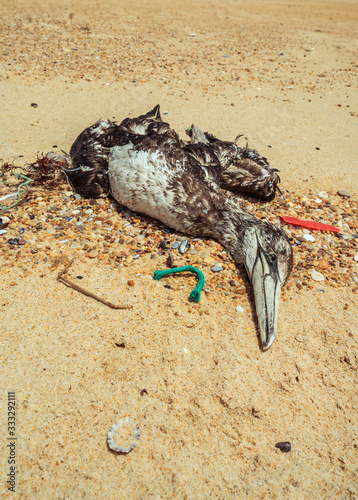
[268,254,277,263]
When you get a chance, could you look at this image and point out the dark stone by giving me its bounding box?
[275,441,291,453]
[166,253,174,268]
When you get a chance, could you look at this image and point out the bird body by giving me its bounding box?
[65,105,293,350]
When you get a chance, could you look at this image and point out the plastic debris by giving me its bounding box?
[107,418,140,454]
[154,265,205,302]
[280,216,340,233]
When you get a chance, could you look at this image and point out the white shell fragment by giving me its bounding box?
[303,234,315,242]
[318,191,328,199]
[107,418,140,454]
[311,270,325,282]
[354,254,358,262]
[236,305,244,313]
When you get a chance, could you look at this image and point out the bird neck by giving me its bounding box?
[203,198,259,265]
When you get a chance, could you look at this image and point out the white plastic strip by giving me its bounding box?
[107,418,140,453]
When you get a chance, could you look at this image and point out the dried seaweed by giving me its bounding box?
[1,153,69,190]
[24,154,69,189]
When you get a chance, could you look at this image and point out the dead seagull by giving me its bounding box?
[65,105,293,350]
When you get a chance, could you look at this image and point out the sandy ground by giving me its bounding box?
[1,0,358,498]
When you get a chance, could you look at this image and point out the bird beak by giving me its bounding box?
[242,228,282,351]
[250,251,281,350]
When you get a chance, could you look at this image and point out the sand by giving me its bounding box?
[1,0,358,498]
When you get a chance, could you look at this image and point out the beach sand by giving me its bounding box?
[1,0,358,498]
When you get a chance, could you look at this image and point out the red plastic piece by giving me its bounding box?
[280,216,340,233]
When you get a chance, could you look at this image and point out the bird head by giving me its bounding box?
[241,221,293,350]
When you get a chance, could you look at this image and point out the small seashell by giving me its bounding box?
[354,254,358,262]
[211,265,223,272]
[179,239,188,254]
[236,305,244,313]
[171,241,179,249]
[107,418,140,454]
[8,238,19,245]
[303,234,315,242]
[318,191,328,199]
[158,240,167,251]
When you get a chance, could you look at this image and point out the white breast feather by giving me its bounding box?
[108,145,181,228]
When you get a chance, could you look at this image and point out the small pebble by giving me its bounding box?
[88,249,98,258]
[318,191,328,199]
[311,270,325,281]
[275,442,291,453]
[229,279,236,286]
[337,189,351,197]
[236,305,244,313]
[167,253,174,267]
[303,234,315,242]
[211,265,223,272]
[127,280,135,286]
